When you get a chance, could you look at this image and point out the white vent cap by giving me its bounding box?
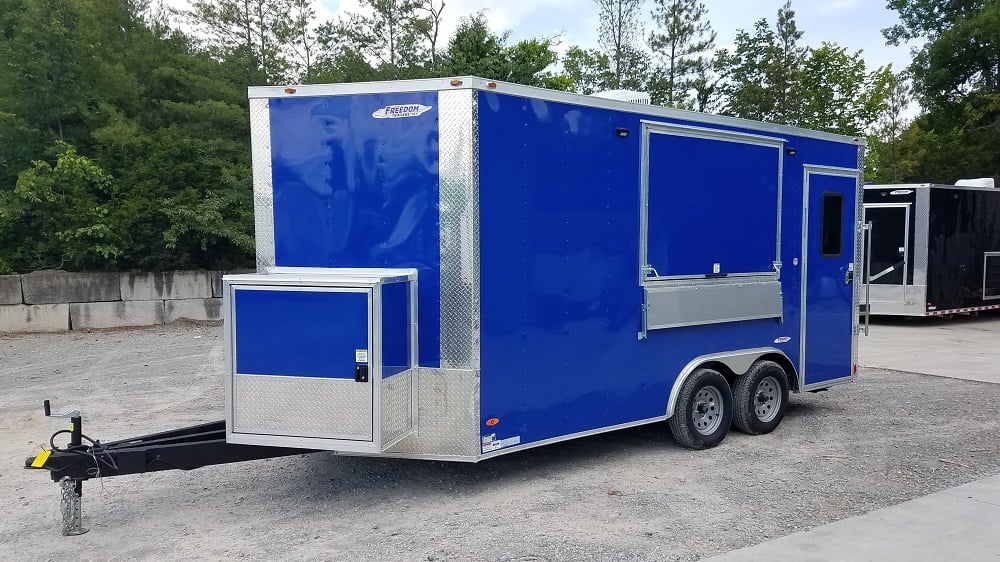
[590,90,651,104]
[955,178,995,187]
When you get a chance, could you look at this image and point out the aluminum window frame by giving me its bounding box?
[638,120,786,285]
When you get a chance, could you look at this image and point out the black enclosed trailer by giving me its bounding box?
[862,180,1000,316]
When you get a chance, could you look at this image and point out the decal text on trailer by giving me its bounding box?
[372,104,433,119]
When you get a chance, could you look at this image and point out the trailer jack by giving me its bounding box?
[25,401,314,535]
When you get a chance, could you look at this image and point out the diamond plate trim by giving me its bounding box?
[385,368,480,457]
[852,146,866,367]
[381,370,414,445]
[249,99,275,272]
[913,186,931,287]
[233,375,373,441]
[438,89,480,370]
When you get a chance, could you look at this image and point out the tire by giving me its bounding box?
[668,368,733,449]
[732,360,790,435]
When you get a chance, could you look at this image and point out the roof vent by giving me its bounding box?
[591,90,651,104]
[955,178,995,188]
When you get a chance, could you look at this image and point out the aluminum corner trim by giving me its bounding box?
[437,88,481,371]
[249,98,275,271]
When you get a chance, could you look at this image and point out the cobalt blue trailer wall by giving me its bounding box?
[265,93,441,367]
[476,90,862,450]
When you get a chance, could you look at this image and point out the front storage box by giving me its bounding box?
[223,269,416,453]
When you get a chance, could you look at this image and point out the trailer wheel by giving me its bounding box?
[732,360,789,435]
[668,368,733,449]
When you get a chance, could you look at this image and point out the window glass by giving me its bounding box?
[821,193,843,257]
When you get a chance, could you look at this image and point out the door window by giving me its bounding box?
[820,193,843,257]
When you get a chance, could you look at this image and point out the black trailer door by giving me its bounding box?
[863,204,911,303]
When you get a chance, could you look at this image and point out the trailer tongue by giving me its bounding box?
[26,401,313,535]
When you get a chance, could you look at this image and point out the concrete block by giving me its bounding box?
[0,275,21,304]
[0,304,69,333]
[212,269,255,298]
[70,301,164,329]
[164,298,222,323]
[22,270,120,304]
[121,271,213,301]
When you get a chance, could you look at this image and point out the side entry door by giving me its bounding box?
[801,166,859,388]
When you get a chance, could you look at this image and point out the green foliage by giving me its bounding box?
[0,0,255,273]
[1,142,120,271]
[714,2,805,123]
[647,0,716,108]
[878,0,1000,183]
[438,14,566,87]
[596,0,646,89]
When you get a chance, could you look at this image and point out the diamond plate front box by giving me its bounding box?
[224,268,417,453]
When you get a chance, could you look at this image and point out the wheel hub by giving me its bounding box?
[691,386,724,435]
[753,376,782,423]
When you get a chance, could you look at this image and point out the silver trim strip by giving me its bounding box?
[249,99,275,271]
[642,120,787,146]
[249,77,866,145]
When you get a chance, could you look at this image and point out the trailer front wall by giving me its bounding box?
[476,91,861,452]
[266,93,442,367]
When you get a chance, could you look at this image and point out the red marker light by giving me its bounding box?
[284,87,297,94]
[450,79,463,87]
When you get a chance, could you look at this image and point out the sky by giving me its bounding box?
[315,0,920,74]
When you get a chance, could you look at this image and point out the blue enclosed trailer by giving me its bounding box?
[27,76,866,532]
[223,76,866,458]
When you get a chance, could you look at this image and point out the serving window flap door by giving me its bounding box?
[639,121,784,332]
[801,167,859,387]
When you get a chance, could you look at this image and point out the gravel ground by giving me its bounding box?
[2,322,999,561]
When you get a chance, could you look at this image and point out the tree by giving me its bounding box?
[868,71,913,183]
[440,14,567,88]
[882,0,1000,181]
[797,43,892,136]
[597,0,646,89]
[715,2,805,124]
[319,0,429,79]
[416,0,446,73]
[769,1,805,124]
[647,0,715,107]
[179,0,302,84]
[279,0,318,81]
[714,19,776,121]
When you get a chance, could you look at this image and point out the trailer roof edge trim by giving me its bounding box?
[865,183,999,193]
[248,76,866,146]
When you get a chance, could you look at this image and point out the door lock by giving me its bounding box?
[354,364,369,383]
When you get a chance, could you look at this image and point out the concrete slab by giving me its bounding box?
[0,303,69,332]
[21,270,120,304]
[164,298,222,323]
[704,474,1000,562]
[211,269,254,298]
[0,274,21,304]
[70,301,164,329]
[860,314,1000,384]
[121,271,212,301]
